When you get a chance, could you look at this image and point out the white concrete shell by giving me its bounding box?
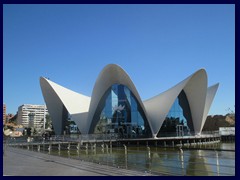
[40,64,219,137]
[87,64,152,134]
[143,69,208,137]
[40,77,91,135]
[201,83,219,132]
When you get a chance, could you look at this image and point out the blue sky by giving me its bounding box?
[3,4,235,115]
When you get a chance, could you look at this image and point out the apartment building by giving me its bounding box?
[17,104,48,130]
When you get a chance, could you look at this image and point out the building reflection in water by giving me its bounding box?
[185,150,214,176]
[48,144,234,176]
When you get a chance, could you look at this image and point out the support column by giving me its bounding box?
[77,143,80,151]
[123,144,127,155]
[106,144,109,154]
[101,143,104,153]
[179,148,184,175]
[48,144,52,153]
[58,143,61,152]
[67,143,70,151]
[216,151,220,176]
[110,141,112,149]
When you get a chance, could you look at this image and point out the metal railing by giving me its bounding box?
[158,131,220,138]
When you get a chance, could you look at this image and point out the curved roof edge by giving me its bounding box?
[40,77,91,135]
[40,77,91,114]
[40,66,219,137]
[143,69,208,137]
[201,83,220,132]
[87,64,153,135]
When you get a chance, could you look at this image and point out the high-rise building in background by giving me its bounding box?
[17,104,48,130]
[3,104,6,124]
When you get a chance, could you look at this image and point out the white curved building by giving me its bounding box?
[40,64,219,137]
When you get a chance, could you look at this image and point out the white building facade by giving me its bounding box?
[40,64,219,137]
[17,104,48,130]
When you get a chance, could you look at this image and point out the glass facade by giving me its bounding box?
[90,84,152,138]
[157,90,194,137]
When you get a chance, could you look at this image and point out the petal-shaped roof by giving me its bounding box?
[143,69,207,137]
[201,83,219,132]
[87,64,152,134]
[40,77,91,134]
[40,64,218,137]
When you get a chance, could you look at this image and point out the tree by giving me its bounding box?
[3,125,8,131]
[226,106,235,120]
[8,113,18,124]
[33,128,37,135]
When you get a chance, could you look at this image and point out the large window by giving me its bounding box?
[90,84,152,138]
[158,90,194,137]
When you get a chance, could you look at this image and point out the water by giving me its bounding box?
[28,142,235,176]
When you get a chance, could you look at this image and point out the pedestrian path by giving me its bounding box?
[3,147,154,176]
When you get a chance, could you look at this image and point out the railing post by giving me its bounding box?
[77,142,80,152]
[67,143,70,151]
[106,144,109,154]
[216,151,220,176]
[147,146,151,159]
[101,142,104,152]
[58,143,61,153]
[110,140,112,149]
[179,148,184,175]
[48,144,51,153]
[85,143,88,155]
[123,144,127,155]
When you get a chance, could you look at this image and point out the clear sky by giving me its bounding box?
[3,4,235,115]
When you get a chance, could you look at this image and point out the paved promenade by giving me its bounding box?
[3,147,154,176]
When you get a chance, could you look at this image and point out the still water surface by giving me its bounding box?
[37,142,235,176]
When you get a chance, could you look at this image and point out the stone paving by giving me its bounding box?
[3,147,154,176]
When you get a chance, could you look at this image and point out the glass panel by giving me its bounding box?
[92,84,152,138]
[158,90,193,137]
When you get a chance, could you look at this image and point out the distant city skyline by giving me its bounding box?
[3,4,235,115]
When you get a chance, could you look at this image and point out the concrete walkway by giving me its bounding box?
[3,147,154,176]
